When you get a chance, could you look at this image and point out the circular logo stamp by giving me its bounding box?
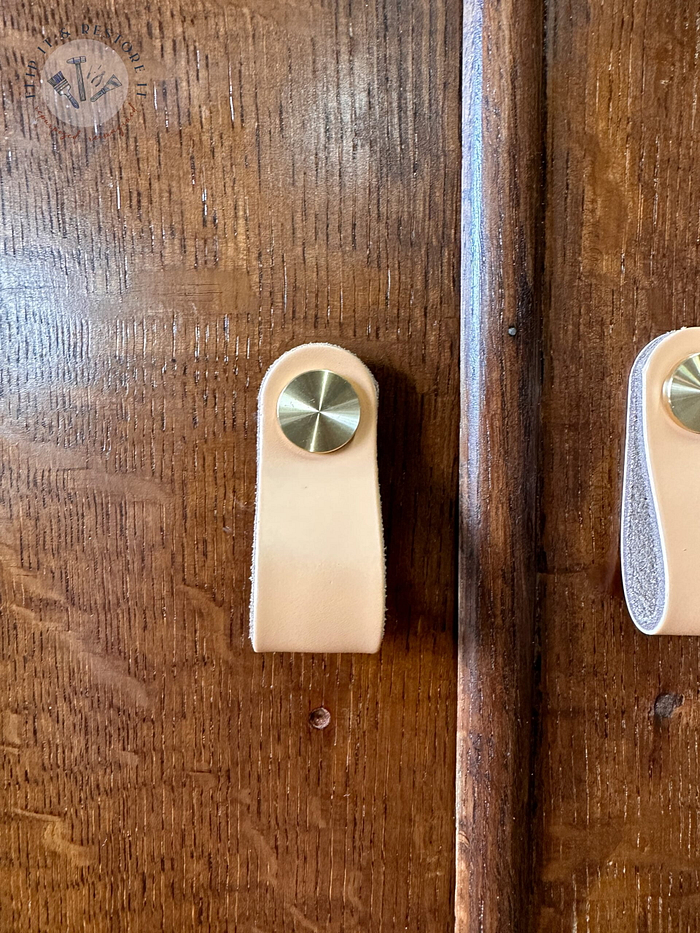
[40,38,129,128]
[22,24,151,142]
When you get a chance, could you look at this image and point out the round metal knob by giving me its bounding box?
[667,354,700,433]
[277,369,361,452]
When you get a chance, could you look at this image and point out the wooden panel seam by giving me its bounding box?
[457,0,545,929]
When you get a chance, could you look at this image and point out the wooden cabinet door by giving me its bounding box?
[459,1,700,930]
[0,3,460,930]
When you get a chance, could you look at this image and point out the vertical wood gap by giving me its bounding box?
[457,0,546,929]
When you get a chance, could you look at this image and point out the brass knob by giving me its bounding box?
[666,354,700,433]
[277,369,361,452]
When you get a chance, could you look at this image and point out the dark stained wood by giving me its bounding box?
[460,0,700,929]
[537,1,700,929]
[457,0,544,930]
[0,2,461,930]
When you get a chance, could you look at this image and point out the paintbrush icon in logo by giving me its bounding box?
[47,71,79,109]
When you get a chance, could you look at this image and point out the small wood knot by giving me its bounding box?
[653,693,683,720]
[309,707,331,730]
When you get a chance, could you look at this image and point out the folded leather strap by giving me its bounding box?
[250,343,385,652]
[622,327,700,634]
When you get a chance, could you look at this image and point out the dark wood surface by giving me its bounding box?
[538,2,700,929]
[460,0,700,930]
[0,3,461,931]
[457,0,543,930]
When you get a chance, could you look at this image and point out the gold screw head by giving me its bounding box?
[666,354,700,433]
[277,369,361,452]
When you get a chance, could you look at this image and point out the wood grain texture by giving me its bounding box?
[460,0,700,927]
[537,1,700,929]
[457,0,544,930]
[0,2,461,931]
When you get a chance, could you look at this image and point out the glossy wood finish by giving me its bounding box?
[460,0,700,929]
[538,2,700,929]
[457,0,543,929]
[0,2,461,930]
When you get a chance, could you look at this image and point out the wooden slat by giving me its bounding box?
[457,0,544,929]
[460,0,700,929]
[537,1,700,928]
[0,2,461,930]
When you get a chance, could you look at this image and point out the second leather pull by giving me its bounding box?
[250,343,385,653]
[622,327,700,634]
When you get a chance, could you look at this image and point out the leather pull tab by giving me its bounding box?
[622,327,700,634]
[250,343,385,653]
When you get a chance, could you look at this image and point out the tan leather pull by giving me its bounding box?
[622,327,700,634]
[250,343,385,653]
